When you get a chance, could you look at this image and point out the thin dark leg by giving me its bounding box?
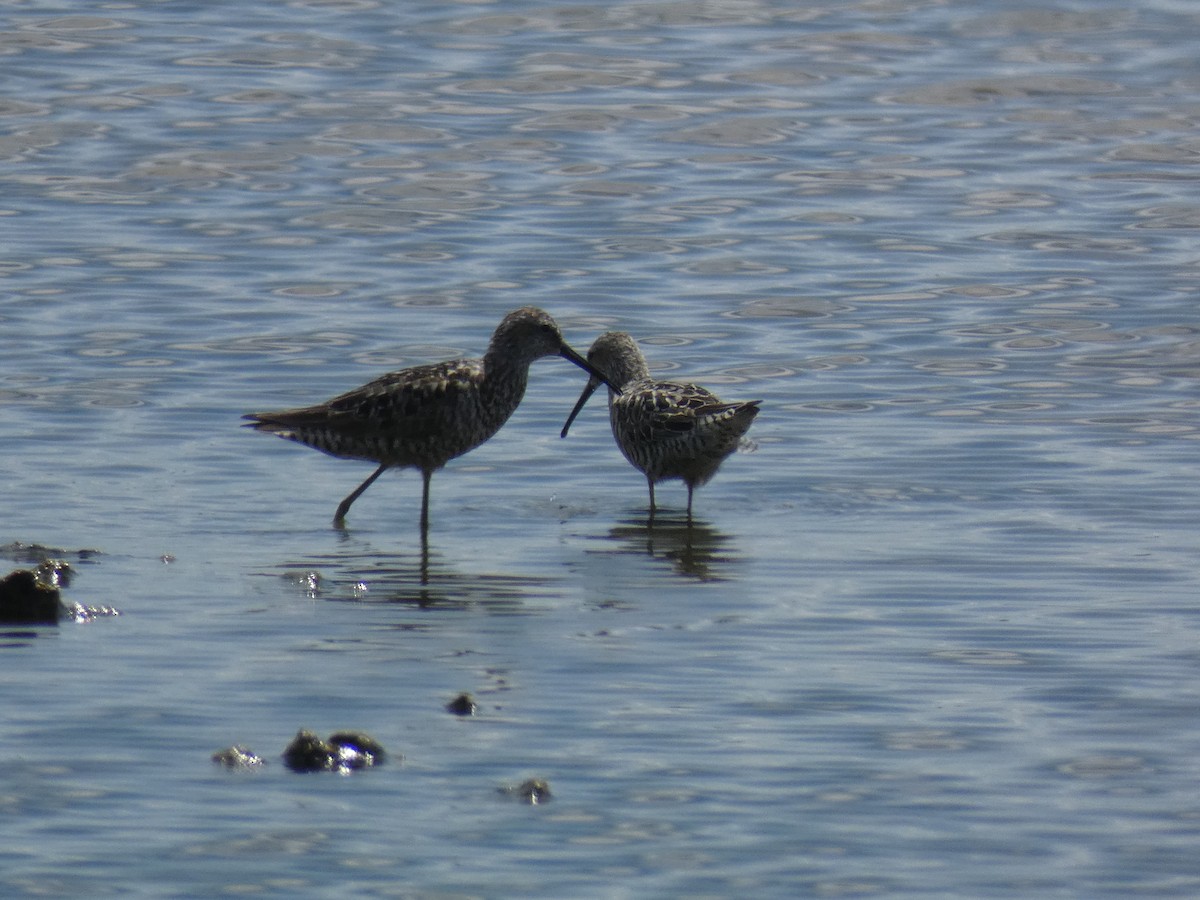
[334,463,388,524]
[417,470,433,584]
[419,468,433,536]
[647,478,656,526]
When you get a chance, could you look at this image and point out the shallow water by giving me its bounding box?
[4,0,1200,896]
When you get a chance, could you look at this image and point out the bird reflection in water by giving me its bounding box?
[606,513,737,582]
[334,515,434,587]
[277,543,551,612]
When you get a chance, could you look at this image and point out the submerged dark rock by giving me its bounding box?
[445,692,478,716]
[500,778,553,805]
[212,745,267,770]
[283,569,322,598]
[1,542,101,565]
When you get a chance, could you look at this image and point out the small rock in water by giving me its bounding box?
[282,730,336,772]
[328,731,389,769]
[1,563,119,625]
[445,692,478,716]
[35,559,73,588]
[212,745,266,770]
[0,569,63,624]
[282,729,389,773]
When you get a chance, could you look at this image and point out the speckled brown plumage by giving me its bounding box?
[245,307,611,530]
[561,331,760,521]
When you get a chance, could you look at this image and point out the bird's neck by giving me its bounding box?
[480,351,531,410]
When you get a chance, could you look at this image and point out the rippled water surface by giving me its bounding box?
[4,0,1200,896]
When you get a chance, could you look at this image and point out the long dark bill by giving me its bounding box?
[559,343,617,392]
[560,375,602,439]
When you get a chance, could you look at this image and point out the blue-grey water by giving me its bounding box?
[3,0,1200,896]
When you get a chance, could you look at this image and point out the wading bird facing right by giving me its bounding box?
[245,307,615,533]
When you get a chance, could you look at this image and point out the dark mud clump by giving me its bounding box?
[282,730,335,772]
[0,569,62,624]
[282,729,390,773]
[1,548,118,625]
[445,692,478,716]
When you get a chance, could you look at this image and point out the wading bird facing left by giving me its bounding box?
[561,331,760,523]
[244,307,615,533]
